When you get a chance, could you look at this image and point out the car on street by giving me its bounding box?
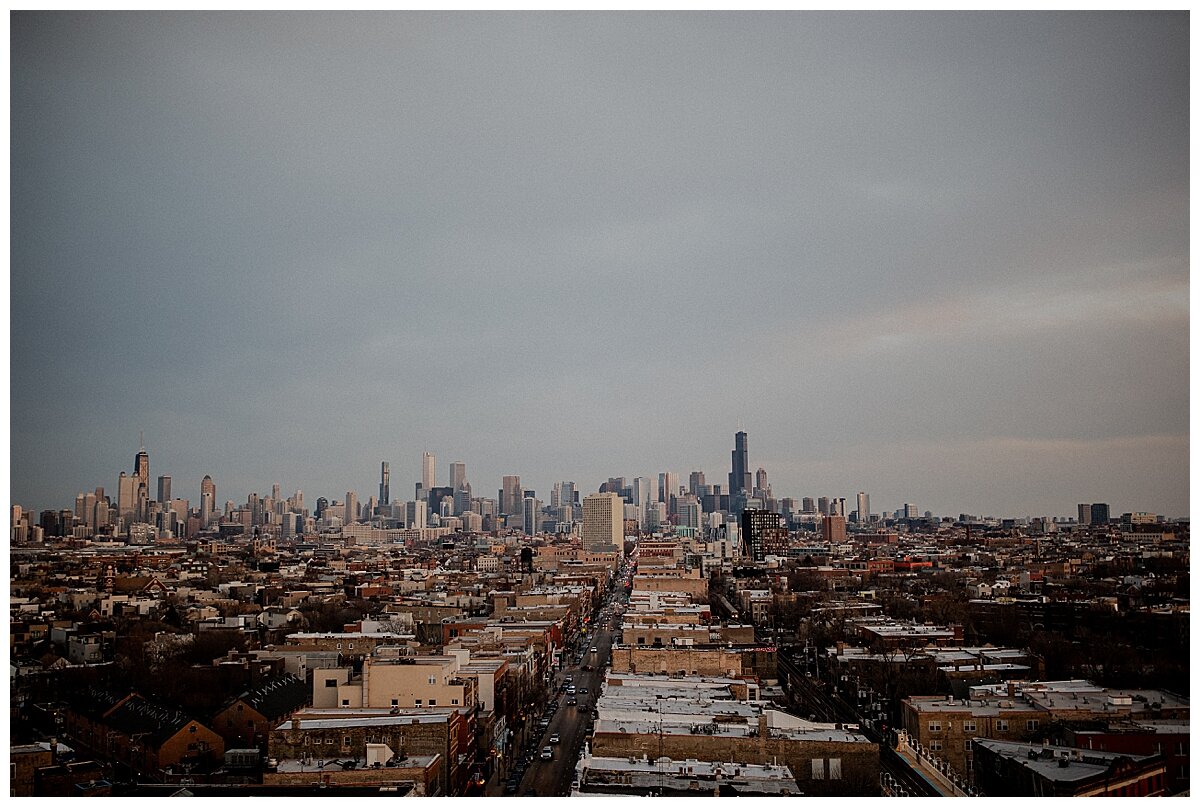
[549,733,560,744]
[579,687,589,695]
[566,696,577,705]
[540,746,554,760]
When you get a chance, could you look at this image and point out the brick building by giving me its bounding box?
[63,690,225,777]
[269,707,475,795]
[972,739,1167,796]
[211,674,309,750]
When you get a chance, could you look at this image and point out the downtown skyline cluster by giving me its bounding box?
[14,428,1168,540]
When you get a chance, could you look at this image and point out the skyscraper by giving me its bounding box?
[449,462,466,491]
[422,452,436,491]
[157,475,172,504]
[658,472,679,505]
[755,467,767,493]
[523,496,540,535]
[133,444,149,522]
[856,491,870,524]
[688,471,706,497]
[345,491,358,525]
[501,475,522,516]
[817,496,829,516]
[201,475,216,527]
[117,472,136,525]
[729,431,751,496]
[633,477,654,508]
[677,494,702,529]
[1077,504,1091,525]
[379,461,390,505]
[1090,503,1110,525]
[582,492,622,553]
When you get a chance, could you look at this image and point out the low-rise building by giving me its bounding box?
[972,738,1167,797]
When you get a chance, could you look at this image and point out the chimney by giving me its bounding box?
[836,642,845,656]
[952,623,963,642]
[1006,681,1016,698]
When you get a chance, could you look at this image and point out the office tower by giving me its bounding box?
[380,462,390,505]
[633,477,654,508]
[449,462,466,491]
[200,475,216,526]
[658,472,679,504]
[157,476,171,504]
[755,467,767,493]
[646,501,667,529]
[132,444,150,521]
[94,499,109,530]
[422,452,436,491]
[345,491,359,525]
[522,496,541,535]
[741,508,788,562]
[1077,504,1091,525]
[582,492,622,552]
[272,483,281,504]
[833,497,847,517]
[729,431,751,496]
[1090,503,1110,525]
[857,492,870,524]
[822,514,847,543]
[903,503,918,519]
[551,483,561,509]
[802,497,816,514]
[405,500,427,529]
[454,481,472,516]
[816,497,829,516]
[677,495,702,530]
[315,497,328,519]
[501,476,522,516]
[688,471,705,497]
[117,472,136,524]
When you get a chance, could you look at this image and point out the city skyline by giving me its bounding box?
[11,12,1189,519]
[10,432,1177,523]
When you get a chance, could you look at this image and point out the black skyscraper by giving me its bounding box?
[729,431,751,496]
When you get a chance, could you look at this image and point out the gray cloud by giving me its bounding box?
[11,12,1188,518]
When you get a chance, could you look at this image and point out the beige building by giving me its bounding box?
[313,651,478,710]
[582,492,623,553]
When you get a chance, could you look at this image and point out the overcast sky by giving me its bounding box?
[11,12,1189,519]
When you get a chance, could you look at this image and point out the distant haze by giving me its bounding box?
[11,12,1188,518]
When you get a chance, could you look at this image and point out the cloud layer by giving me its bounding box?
[11,12,1189,518]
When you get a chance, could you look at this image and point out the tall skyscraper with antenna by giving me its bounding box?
[133,437,149,522]
[379,461,390,505]
[729,430,751,496]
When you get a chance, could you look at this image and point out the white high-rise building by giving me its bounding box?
[582,492,622,553]
[422,452,436,491]
[345,491,359,525]
[405,500,428,529]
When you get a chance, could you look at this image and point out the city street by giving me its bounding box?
[493,570,628,797]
